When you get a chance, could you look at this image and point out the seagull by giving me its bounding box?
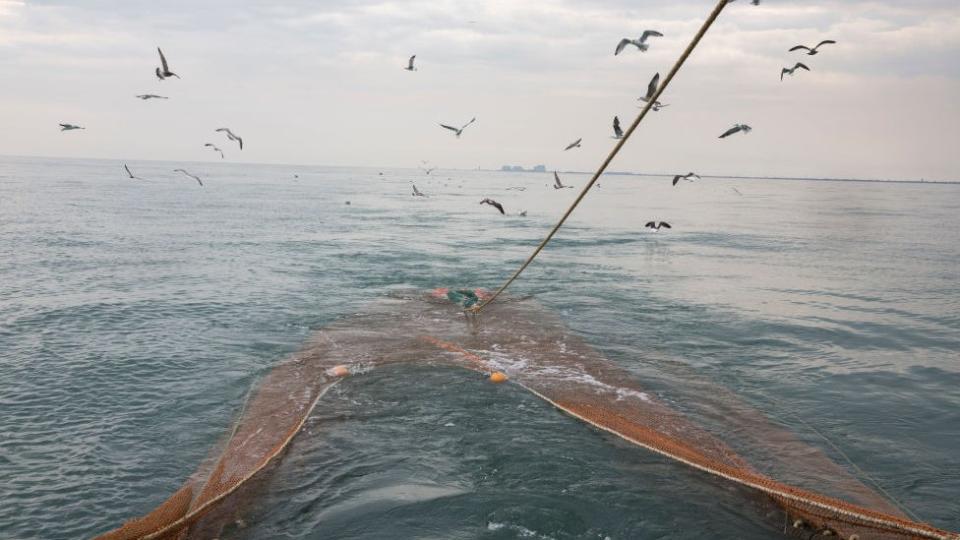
[564,138,582,151]
[672,172,701,186]
[719,124,752,138]
[615,30,663,55]
[639,72,660,103]
[204,143,225,159]
[645,221,671,231]
[173,168,203,187]
[439,117,476,138]
[420,165,436,175]
[518,210,527,217]
[412,184,427,197]
[123,164,143,180]
[789,40,836,56]
[553,171,573,189]
[731,187,743,196]
[155,47,180,80]
[59,123,84,131]
[781,62,810,81]
[215,128,243,150]
[638,72,670,110]
[480,198,505,214]
[135,94,168,100]
[405,55,417,71]
[612,116,624,139]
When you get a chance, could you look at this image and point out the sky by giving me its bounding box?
[1,0,959,180]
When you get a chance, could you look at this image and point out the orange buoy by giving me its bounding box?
[328,365,350,377]
[489,371,508,383]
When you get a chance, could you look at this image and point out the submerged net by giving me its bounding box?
[94,292,958,540]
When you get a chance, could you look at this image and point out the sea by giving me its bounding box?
[1,155,958,539]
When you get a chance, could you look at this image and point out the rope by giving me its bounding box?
[138,379,341,540]
[469,0,729,313]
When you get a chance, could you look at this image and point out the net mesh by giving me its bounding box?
[94,292,957,540]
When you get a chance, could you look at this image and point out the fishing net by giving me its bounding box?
[94,292,958,540]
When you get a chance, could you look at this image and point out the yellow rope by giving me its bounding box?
[470,0,729,313]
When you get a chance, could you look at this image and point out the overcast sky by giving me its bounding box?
[1,0,958,180]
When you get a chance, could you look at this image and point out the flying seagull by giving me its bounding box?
[719,124,752,138]
[615,30,663,55]
[405,55,417,71]
[672,172,701,186]
[480,198,505,215]
[135,94,168,100]
[612,116,624,139]
[518,210,527,217]
[564,138,582,151]
[173,168,203,187]
[412,184,427,197]
[645,221,671,231]
[204,143,225,159]
[553,171,573,189]
[59,123,84,131]
[123,164,143,180]
[215,128,243,150]
[155,47,180,80]
[439,117,476,138]
[640,72,660,103]
[789,40,836,55]
[781,62,810,81]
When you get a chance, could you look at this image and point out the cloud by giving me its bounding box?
[0,0,958,180]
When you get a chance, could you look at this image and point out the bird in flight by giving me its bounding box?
[553,171,573,190]
[672,172,701,186]
[789,40,836,55]
[564,138,582,151]
[215,128,243,150]
[480,198,505,214]
[612,116,624,139]
[640,72,660,103]
[173,168,203,186]
[123,164,143,180]
[615,30,663,55]
[204,143,225,159]
[59,123,84,131]
[439,117,476,138]
[155,47,180,80]
[719,124,752,138]
[135,94,168,100]
[645,221,671,231]
[412,184,427,197]
[781,62,810,81]
[405,55,417,71]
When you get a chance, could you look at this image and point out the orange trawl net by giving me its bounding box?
[94,293,959,540]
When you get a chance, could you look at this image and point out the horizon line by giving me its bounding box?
[1,153,957,185]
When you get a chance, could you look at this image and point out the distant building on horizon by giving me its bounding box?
[500,164,548,172]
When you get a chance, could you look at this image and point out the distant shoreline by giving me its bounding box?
[485,169,959,185]
[1,154,956,185]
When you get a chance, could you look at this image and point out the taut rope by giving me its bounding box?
[470,0,729,313]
